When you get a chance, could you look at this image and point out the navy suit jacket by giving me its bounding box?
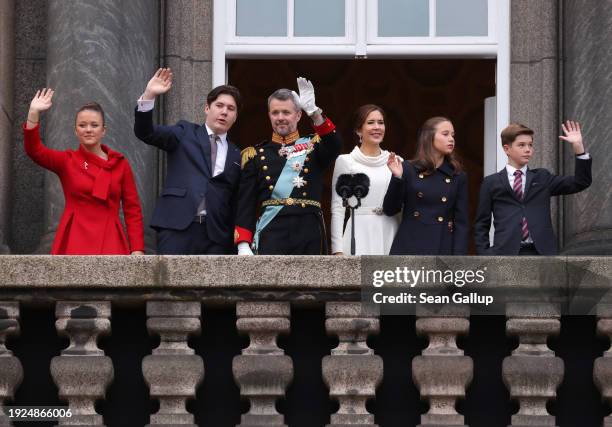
[134,109,241,249]
[474,157,592,255]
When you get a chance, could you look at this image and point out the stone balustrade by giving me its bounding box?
[0,255,609,426]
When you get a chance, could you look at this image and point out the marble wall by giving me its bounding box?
[0,0,14,254]
[562,0,612,254]
[38,0,159,252]
[10,0,47,254]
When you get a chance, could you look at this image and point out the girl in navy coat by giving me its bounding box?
[383,116,468,255]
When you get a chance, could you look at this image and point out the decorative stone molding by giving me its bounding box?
[322,302,382,427]
[50,301,113,426]
[142,301,203,426]
[412,309,472,427]
[594,305,612,427]
[232,301,293,426]
[0,302,22,427]
[503,304,563,426]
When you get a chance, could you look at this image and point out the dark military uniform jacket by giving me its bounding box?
[234,118,341,245]
[383,160,469,255]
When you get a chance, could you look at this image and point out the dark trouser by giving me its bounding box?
[518,243,540,256]
[258,213,326,255]
[156,219,232,255]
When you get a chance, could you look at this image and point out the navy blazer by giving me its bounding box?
[134,109,241,248]
[383,161,469,255]
[474,157,592,255]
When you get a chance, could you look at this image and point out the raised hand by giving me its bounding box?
[143,68,173,100]
[296,77,318,116]
[29,88,54,113]
[387,152,403,178]
[559,120,585,154]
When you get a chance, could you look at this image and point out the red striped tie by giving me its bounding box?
[513,170,529,240]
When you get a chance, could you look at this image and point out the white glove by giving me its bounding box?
[296,76,319,116]
[237,242,254,256]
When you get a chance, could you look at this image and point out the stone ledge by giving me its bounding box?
[0,256,609,294]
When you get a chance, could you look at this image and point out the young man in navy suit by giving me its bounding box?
[134,68,242,254]
[474,121,592,255]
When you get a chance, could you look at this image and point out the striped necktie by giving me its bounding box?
[513,170,529,241]
[210,134,219,176]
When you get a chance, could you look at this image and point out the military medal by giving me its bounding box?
[291,161,303,172]
[292,176,307,188]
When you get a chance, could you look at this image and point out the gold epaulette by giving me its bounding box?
[310,134,321,144]
[241,146,256,168]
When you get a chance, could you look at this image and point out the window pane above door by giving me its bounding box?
[294,0,345,37]
[436,0,488,36]
[378,0,429,37]
[236,0,287,36]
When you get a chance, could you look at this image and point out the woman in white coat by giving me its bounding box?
[330,104,401,255]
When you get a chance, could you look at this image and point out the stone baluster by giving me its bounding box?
[50,302,113,426]
[232,302,293,426]
[0,302,22,427]
[594,305,612,427]
[322,302,382,427]
[412,311,472,427]
[142,301,203,426]
[503,304,563,426]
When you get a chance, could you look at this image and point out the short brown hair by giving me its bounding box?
[75,102,105,126]
[501,123,534,147]
[207,85,242,112]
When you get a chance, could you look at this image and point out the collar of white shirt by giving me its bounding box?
[505,164,528,180]
[204,124,228,146]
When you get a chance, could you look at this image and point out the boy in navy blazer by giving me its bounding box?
[134,68,243,254]
[474,121,592,255]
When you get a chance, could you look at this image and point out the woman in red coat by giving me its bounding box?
[24,88,145,255]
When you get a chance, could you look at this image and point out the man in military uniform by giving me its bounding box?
[234,77,341,255]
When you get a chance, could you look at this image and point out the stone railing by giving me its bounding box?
[0,255,610,426]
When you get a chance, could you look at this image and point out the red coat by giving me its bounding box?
[24,124,144,254]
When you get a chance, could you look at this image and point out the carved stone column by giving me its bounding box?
[40,0,159,253]
[0,302,22,427]
[50,302,113,426]
[562,0,612,254]
[412,312,473,427]
[232,302,293,427]
[142,301,203,426]
[322,302,382,427]
[503,304,563,426]
[594,306,612,427]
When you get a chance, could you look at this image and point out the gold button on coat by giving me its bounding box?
[302,192,307,197]
[259,148,264,153]
[438,216,444,222]
[418,173,424,179]
[260,156,266,160]
[441,196,447,202]
[268,185,273,190]
[263,165,268,170]
[417,191,424,198]
[413,211,420,217]
[303,168,309,173]
[445,178,451,183]
[266,176,271,181]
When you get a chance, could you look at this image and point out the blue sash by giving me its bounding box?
[253,137,311,251]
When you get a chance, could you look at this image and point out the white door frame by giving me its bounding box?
[212,0,510,174]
